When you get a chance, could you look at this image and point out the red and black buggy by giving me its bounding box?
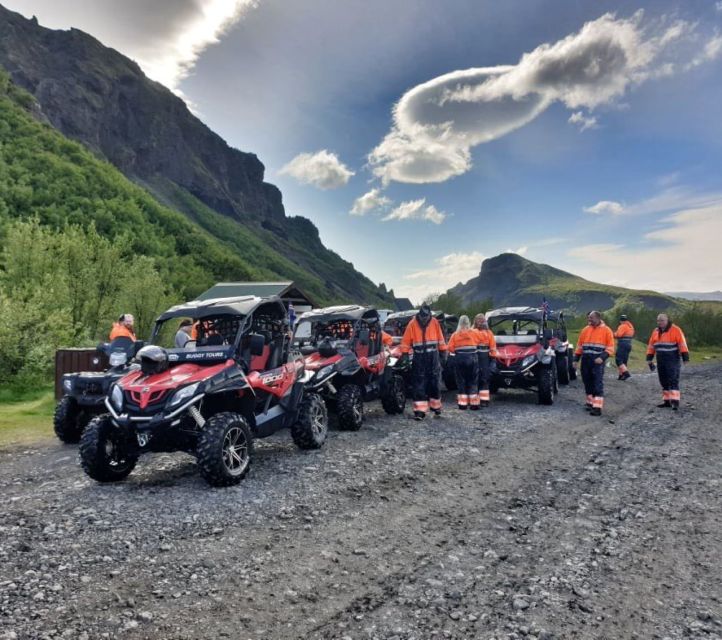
[293,305,406,430]
[486,306,576,405]
[79,295,328,487]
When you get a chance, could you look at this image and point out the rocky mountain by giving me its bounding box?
[449,253,679,313]
[0,4,396,307]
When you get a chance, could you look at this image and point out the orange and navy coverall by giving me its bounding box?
[474,328,498,403]
[646,323,689,405]
[109,323,136,342]
[614,320,635,375]
[401,316,447,416]
[574,324,614,410]
[447,329,480,408]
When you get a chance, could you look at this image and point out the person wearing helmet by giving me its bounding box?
[614,314,635,380]
[447,315,479,410]
[473,313,497,407]
[400,304,448,420]
[109,314,137,341]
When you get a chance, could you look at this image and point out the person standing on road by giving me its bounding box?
[109,314,136,341]
[447,315,480,410]
[400,304,447,420]
[614,314,635,380]
[473,313,497,407]
[646,313,689,411]
[574,311,614,416]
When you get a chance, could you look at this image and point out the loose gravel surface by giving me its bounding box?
[1,364,721,640]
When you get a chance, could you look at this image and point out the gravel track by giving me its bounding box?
[1,365,720,640]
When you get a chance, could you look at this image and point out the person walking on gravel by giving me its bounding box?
[574,311,614,416]
[400,304,447,420]
[614,314,635,380]
[473,313,497,407]
[447,315,480,410]
[646,313,689,411]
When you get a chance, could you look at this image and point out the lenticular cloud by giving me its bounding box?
[369,11,721,185]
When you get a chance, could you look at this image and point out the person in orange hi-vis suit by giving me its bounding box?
[473,313,497,407]
[400,304,447,420]
[646,313,689,411]
[447,315,480,410]
[574,310,614,416]
[109,314,136,341]
[614,314,635,381]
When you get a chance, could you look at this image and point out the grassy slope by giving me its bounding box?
[0,388,55,447]
[0,69,389,306]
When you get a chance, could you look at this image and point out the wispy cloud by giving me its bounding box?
[397,251,484,302]
[569,203,722,291]
[280,150,354,189]
[584,186,722,216]
[350,188,391,216]
[568,111,598,131]
[369,11,720,184]
[382,198,447,224]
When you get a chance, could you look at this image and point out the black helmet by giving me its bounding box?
[417,304,432,327]
[138,345,169,376]
[619,314,628,321]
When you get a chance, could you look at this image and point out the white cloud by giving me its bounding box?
[583,186,722,216]
[382,198,447,224]
[6,0,257,90]
[350,188,391,216]
[568,202,722,291]
[503,246,529,256]
[568,111,598,131]
[397,251,485,303]
[584,200,626,215]
[716,1,722,13]
[280,150,355,190]
[369,11,719,184]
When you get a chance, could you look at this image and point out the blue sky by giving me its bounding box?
[7,0,722,301]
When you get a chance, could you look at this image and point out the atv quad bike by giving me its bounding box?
[293,305,406,430]
[383,309,458,391]
[486,307,574,405]
[54,337,143,443]
[79,295,328,487]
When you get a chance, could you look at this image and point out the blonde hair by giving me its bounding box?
[456,315,471,332]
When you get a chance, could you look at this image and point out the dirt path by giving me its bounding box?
[1,365,720,640]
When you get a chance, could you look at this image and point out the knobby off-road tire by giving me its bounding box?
[54,396,85,444]
[336,384,364,431]
[196,412,253,487]
[381,374,406,415]
[79,414,138,482]
[291,393,328,450]
[568,348,578,381]
[556,352,570,385]
[537,365,555,405]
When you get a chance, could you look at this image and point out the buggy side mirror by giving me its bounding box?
[358,329,370,346]
[249,334,265,357]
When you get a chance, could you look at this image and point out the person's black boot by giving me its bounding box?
[671,400,679,411]
[585,403,593,411]
[621,371,631,380]
[413,411,426,421]
[657,401,671,408]
[432,408,442,418]
[590,407,602,416]
[458,404,467,411]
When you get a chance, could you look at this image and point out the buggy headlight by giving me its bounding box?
[521,355,537,368]
[110,384,124,411]
[316,365,335,380]
[168,382,200,407]
[109,352,128,367]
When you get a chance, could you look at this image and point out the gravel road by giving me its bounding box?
[1,364,721,640]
